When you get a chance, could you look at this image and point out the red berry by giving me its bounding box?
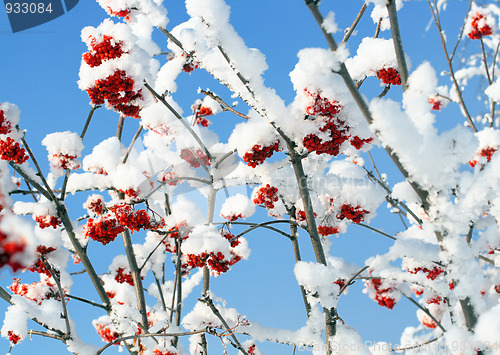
[376,68,401,85]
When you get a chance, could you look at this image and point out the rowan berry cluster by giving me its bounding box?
[83,35,125,68]
[7,331,20,344]
[247,345,256,354]
[94,322,121,344]
[243,142,281,168]
[467,12,493,40]
[428,97,443,111]
[366,277,397,309]
[0,110,12,135]
[159,171,179,186]
[107,7,131,19]
[407,265,444,280]
[337,204,369,224]
[183,58,199,73]
[35,215,62,229]
[426,295,445,305]
[302,91,372,156]
[222,230,240,248]
[295,210,317,223]
[0,137,28,164]
[84,195,106,216]
[28,246,56,277]
[192,103,213,127]
[252,184,279,209]
[376,67,401,85]
[9,277,60,305]
[317,225,339,236]
[469,147,497,167]
[84,213,126,245]
[221,213,242,222]
[112,204,163,232]
[0,230,26,272]
[114,267,135,286]
[118,188,139,199]
[50,153,80,171]
[153,349,177,355]
[86,69,143,118]
[180,148,210,168]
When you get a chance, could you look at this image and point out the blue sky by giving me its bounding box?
[0,1,476,354]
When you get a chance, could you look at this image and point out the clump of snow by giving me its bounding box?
[42,131,84,176]
[322,11,338,34]
[294,261,339,309]
[83,137,126,175]
[220,193,255,220]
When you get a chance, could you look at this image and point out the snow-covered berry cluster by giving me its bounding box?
[242,142,281,168]
[364,276,399,309]
[0,138,28,165]
[337,204,370,224]
[406,265,444,281]
[9,277,62,305]
[83,35,125,68]
[84,213,125,245]
[252,184,279,210]
[180,148,210,168]
[467,12,493,40]
[42,131,84,175]
[302,90,372,156]
[376,67,401,85]
[112,203,164,232]
[83,194,106,216]
[34,215,62,229]
[191,100,214,127]
[469,146,497,167]
[0,229,26,272]
[93,316,121,345]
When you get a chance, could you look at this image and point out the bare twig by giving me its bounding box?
[65,293,108,310]
[387,0,409,89]
[342,3,368,44]
[356,223,396,240]
[427,0,478,132]
[96,329,208,355]
[199,296,248,355]
[122,126,143,164]
[200,89,249,119]
[116,114,125,140]
[143,82,213,162]
[337,266,369,297]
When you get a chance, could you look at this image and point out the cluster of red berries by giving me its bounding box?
[222,230,240,248]
[376,67,401,85]
[159,171,179,186]
[407,265,444,280]
[107,7,131,19]
[114,267,137,286]
[35,215,62,229]
[334,279,346,290]
[221,213,242,222]
[86,69,143,118]
[247,345,256,354]
[366,277,397,309]
[119,188,139,199]
[467,12,493,40]
[153,349,177,355]
[180,148,210,168]
[28,246,56,277]
[95,322,121,344]
[337,204,369,224]
[162,221,189,253]
[84,196,105,215]
[113,204,163,232]
[302,91,372,156]
[469,147,497,167]
[243,142,281,168]
[10,277,60,305]
[84,213,126,245]
[83,35,125,68]
[428,97,443,111]
[0,230,26,272]
[50,153,80,171]
[317,225,340,236]
[0,110,12,135]
[7,331,20,344]
[305,90,342,116]
[183,58,199,73]
[426,295,445,305]
[185,251,238,276]
[252,184,279,209]
[0,137,28,164]
[192,104,213,127]
[295,210,317,223]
